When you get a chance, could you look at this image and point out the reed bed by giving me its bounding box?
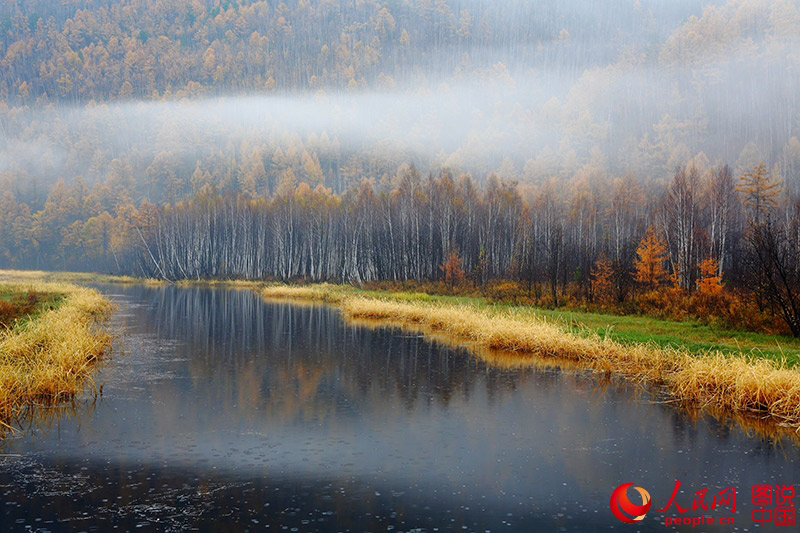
[261,283,347,303]
[0,282,112,432]
[262,284,800,430]
[175,279,266,290]
[345,315,587,373]
[0,269,145,284]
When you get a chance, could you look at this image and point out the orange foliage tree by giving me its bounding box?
[634,227,669,289]
[590,253,614,305]
[440,250,466,287]
[696,257,723,297]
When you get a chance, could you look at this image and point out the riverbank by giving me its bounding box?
[0,269,164,286]
[262,283,800,430]
[5,270,796,362]
[3,271,799,432]
[0,281,113,432]
[262,283,800,364]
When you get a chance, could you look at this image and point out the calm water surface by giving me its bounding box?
[0,285,797,532]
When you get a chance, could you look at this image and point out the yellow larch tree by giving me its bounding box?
[737,162,782,223]
[634,227,669,289]
[590,253,614,305]
[696,257,723,297]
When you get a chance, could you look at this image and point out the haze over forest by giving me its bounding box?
[3,0,800,194]
[2,0,800,316]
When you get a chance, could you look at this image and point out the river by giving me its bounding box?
[0,284,797,532]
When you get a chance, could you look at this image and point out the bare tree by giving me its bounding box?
[746,218,800,337]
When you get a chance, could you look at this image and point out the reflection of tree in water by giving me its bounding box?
[0,400,99,445]
[108,285,800,447]
[125,285,534,420]
[7,284,799,533]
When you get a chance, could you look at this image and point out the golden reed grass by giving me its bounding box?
[262,283,346,303]
[345,315,587,373]
[262,284,800,434]
[0,269,143,284]
[0,282,112,432]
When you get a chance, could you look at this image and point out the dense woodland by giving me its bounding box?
[2,158,800,334]
[2,0,800,334]
[2,0,800,193]
[0,0,739,101]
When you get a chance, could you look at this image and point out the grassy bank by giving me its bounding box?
[6,270,796,363]
[262,284,800,430]
[0,287,65,329]
[0,270,270,290]
[0,281,113,432]
[517,308,800,365]
[263,283,800,364]
[0,269,166,286]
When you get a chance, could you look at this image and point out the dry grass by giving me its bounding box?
[345,315,586,373]
[0,269,146,284]
[0,282,113,433]
[0,269,274,290]
[262,284,800,432]
[175,279,267,290]
[261,283,347,303]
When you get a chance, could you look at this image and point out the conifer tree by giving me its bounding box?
[737,162,782,223]
[696,257,723,297]
[634,227,669,289]
[440,250,466,288]
[590,253,614,304]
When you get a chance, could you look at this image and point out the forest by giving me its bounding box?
[2,0,800,335]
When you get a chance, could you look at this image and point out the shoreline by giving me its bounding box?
[261,284,800,436]
[0,281,113,433]
[4,270,800,438]
[4,269,797,362]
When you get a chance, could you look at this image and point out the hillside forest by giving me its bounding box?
[2,0,800,335]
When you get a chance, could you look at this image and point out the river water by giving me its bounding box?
[0,284,797,532]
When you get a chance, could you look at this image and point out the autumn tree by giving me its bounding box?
[590,254,614,305]
[696,257,723,297]
[440,250,466,288]
[634,227,669,289]
[737,162,782,223]
[239,147,267,196]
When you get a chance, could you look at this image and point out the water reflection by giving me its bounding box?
[1,399,100,441]
[0,284,799,532]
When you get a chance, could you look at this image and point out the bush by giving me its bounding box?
[0,291,44,329]
[486,281,524,304]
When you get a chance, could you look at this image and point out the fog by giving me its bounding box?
[1,0,799,196]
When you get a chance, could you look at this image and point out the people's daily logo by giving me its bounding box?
[610,481,796,528]
[610,483,652,524]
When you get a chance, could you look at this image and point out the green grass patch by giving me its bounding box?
[283,284,800,366]
[521,308,800,366]
[0,287,66,330]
